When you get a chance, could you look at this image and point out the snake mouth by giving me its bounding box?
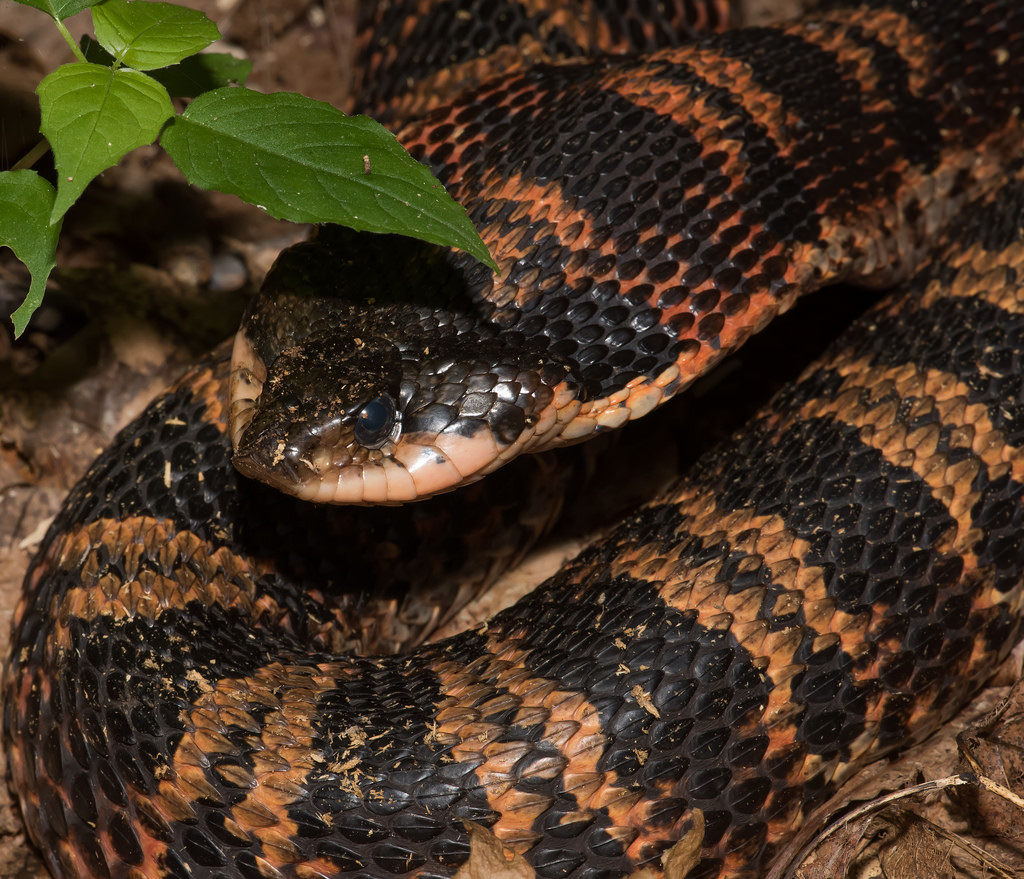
[229,325,533,503]
[231,387,590,504]
[232,416,536,504]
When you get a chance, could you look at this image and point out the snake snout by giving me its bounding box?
[229,326,411,502]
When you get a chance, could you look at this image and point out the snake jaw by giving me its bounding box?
[228,327,267,455]
[229,318,409,501]
[231,365,575,505]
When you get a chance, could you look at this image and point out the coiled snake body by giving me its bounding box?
[7,2,1024,878]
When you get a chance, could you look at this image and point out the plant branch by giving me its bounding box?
[54,17,88,63]
[11,140,51,173]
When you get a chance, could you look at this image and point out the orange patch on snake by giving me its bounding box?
[604,498,873,673]
[805,9,934,96]
[605,45,789,155]
[432,646,613,852]
[44,518,277,650]
[165,663,346,877]
[431,630,704,861]
[920,240,1024,312]
[796,356,1022,552]
[170,340,232,434]
[464,169,776,443]
[42,516,361,659]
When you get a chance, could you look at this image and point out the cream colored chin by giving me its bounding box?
[302,432,514,504]
[228,330,266,452]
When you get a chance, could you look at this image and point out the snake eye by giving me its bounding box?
[353,393,398,448]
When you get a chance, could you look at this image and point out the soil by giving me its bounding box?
[0,1,1021,877]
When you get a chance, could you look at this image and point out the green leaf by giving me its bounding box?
[39,63,174,222]
[152,52,252,98]
[0,171,62,336]
[13,0,93,19]
[92,0,219,70]
[162,88,496,269]
[82,34,251,97]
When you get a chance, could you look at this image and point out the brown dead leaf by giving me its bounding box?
[878,812,957,878]
[773,774,1000,879]
[955,675,1024,841]
[877,810,1018,879]
[454,822,535,879]
[630,811,704,879]
[662,810,704,879]
[788,809,875,879]
[789,804,1019,879]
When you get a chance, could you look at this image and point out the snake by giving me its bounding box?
[6,1,1024,878]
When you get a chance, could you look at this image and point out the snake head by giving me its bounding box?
[230,288,584,504]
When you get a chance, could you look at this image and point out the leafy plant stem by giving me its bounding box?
[4,0,493,335]
[11,140,51,173]
[54,17,88,63]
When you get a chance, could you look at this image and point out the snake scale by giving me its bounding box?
[6,1,1024,878]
